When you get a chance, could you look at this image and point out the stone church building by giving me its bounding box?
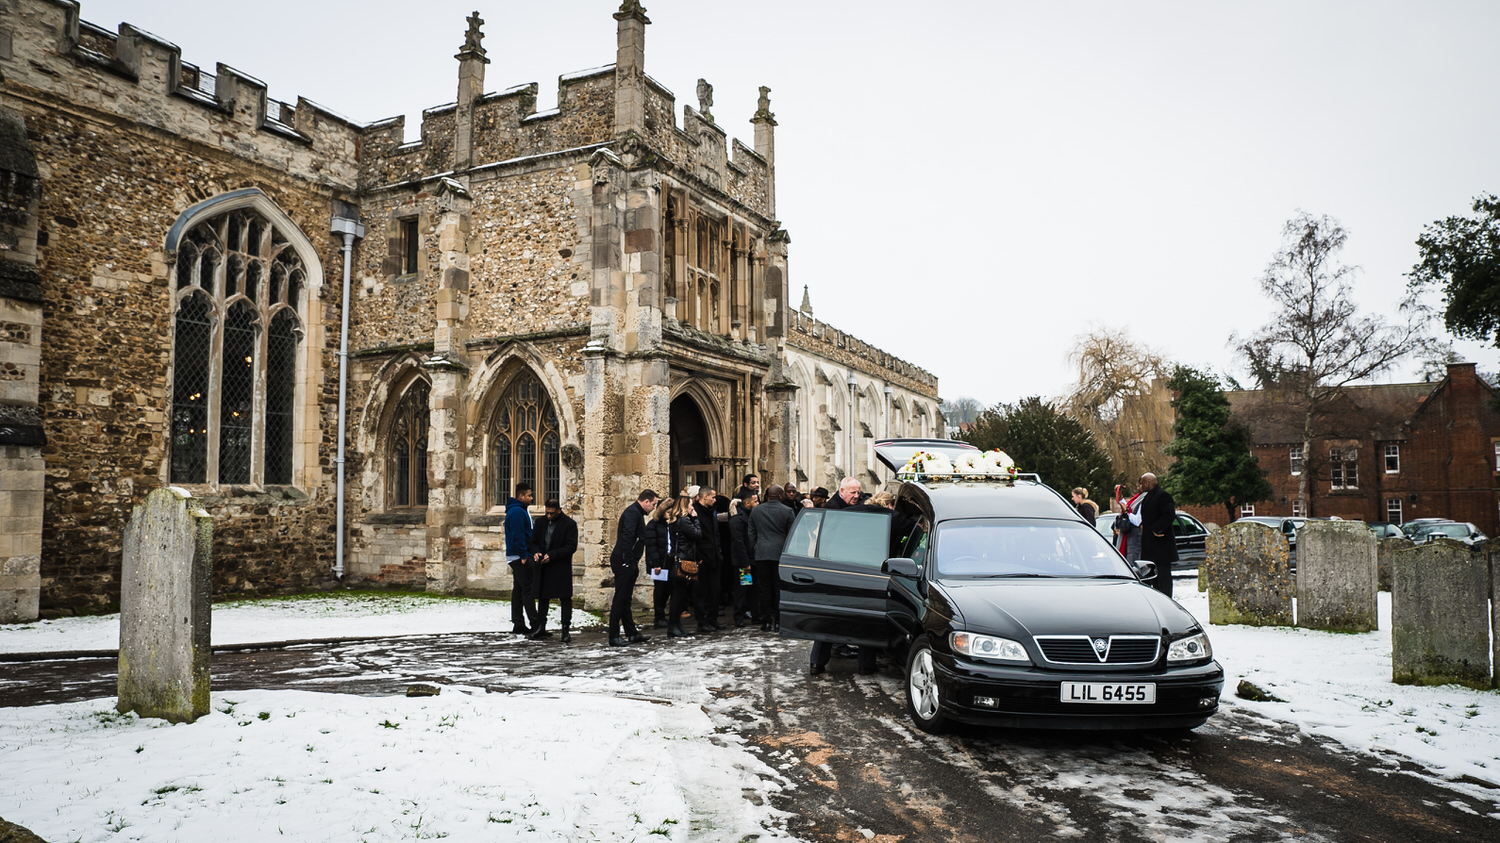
[0,0,941,620]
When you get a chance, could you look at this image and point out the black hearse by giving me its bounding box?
[779,439,1223,733]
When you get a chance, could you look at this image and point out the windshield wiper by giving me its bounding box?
[971,573,1059,578]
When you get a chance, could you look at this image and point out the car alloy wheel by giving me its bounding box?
[906,639,947,734]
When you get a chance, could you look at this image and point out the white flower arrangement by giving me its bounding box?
[898,448,1018,480]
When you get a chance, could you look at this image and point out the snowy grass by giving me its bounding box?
[0,591,603,654]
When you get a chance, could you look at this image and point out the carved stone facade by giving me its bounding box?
[1,0,939,617]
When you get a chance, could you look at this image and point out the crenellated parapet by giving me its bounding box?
[3,1,364,189]
[786,311,939,398]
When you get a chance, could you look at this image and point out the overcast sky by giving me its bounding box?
[80,0,1500,405]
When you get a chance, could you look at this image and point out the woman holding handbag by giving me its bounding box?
[665,488,704,639]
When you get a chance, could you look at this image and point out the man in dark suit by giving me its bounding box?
[1134,472,1178,598]
[607,489,658,646]
[526,499,579,643]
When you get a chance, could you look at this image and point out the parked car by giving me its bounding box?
[1094,511,1209,569]
[1232,516,1305,547]
[778,438,1223,734]
[1409,521,1487,546]
[1401,518,1450,540]
[1366,521,1403,540]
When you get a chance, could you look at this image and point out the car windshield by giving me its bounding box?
[933,518,1135,579]
[1419,523,1469,539]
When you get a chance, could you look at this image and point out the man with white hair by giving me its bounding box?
[825,476,864,510]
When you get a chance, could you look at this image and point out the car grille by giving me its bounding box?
[1034,635,1160,665]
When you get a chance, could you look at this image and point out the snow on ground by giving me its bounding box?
[1173,580,1500,807]
[0,592,601,654]
[1,687,793,843]
[2,585,1498,839]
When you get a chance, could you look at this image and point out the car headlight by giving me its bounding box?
[1167,632,1212,663]
[950,631,1031,664]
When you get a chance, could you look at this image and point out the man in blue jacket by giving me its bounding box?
[505,483,535,634]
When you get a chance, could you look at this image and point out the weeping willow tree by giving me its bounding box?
[1061,328,1176,490]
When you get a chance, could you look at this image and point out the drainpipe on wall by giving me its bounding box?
[330,209,365,580]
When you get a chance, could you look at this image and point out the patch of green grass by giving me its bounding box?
[258,711,271,720]
[91,709,134,727]
[649,818,680,836]
[380,719,401,730]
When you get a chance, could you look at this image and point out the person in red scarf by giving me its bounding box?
[1111,481,1145,563]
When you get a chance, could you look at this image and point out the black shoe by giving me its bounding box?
[734,618,747,628]
[760,622,773,632]
[652,619,667,629]
[560,629,572,644]
[511,626,531,635]
[628,633,650,644]
[527,629,552,640]
[668,625,693,638]
[705,621,722,631]
[696,625,713,635]
[609,636,628,647]
[809,665,825,676]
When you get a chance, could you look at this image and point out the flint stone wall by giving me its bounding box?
[1391,540,1492,690]
[1204,522,1293,626]
[117,487,212,723]
[1376,536,1411,592]
[1295,520,1378,632]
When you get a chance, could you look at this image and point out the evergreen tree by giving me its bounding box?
[959,396,1115,500]
[1161,366,1273,522]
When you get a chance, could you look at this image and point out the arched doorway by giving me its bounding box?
[669,394,717,495]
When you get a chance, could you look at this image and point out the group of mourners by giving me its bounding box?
[602,475,884,646]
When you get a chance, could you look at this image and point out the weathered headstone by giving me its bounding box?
[1491,545,1500,689]
[1197,522,1220,593]
[1391,540,1490,690]
[1376,536,1411,593]
[1295,520,1378,632]
[117,486,212,723]
[1204,522,1293,626]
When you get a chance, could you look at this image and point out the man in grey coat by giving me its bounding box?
[747,483,797,631]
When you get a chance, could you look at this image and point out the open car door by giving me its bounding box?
[778,508,896,648]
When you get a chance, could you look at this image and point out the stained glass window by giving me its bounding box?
[490,372,561,506]
[169,204,306,485]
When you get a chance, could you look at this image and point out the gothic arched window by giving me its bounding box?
[170,204,306,485]
[490,372,561,506]
[389,379,430,508]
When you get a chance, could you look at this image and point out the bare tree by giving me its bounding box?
[1061,328,1174,486]
[939,396,983,427]
[1233,212,1433,514]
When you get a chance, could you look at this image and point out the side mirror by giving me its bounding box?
[1133,560,1158,582]
[883,557,919,578]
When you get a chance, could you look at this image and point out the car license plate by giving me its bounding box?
[1060,682,1156,704]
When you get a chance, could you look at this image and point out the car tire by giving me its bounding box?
[905,638,948,734]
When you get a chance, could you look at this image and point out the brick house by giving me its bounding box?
[1178,363,1500,534]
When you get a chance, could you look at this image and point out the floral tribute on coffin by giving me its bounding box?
[898,449,1020,483]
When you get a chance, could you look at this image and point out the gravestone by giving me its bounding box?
[1295,520,1378,632]
[1204,521,1293,626]
[1391,540,1490,690]
[117,486,213,723]
[1197,522,1221,593]
[1376,536,1411,592]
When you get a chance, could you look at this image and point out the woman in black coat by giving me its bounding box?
[665,491,703,638]
[644,509,673,628]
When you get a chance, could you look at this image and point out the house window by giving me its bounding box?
[170,206,305,485]
[490,371,561,507]
[1494,441,1500,471]
[1289,443,1304,476]
[1384,444,1400,474]
[1290,499,1305,517]
[1387,497,1402,524]
[388,379,430,508]
[398,218,420,275]
[1240,503,1255,518]
[1330,447,1358,490]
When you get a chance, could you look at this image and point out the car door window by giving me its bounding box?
[784,510,822,558]
[816,511,892,569]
